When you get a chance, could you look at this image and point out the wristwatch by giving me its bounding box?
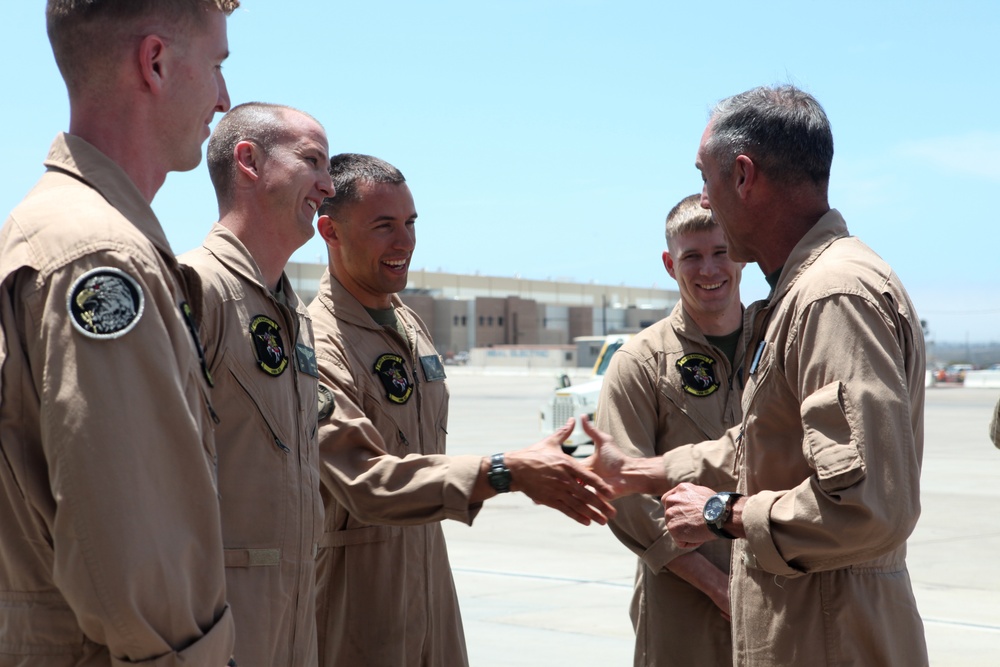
[703,492,742,539]
[486,453,511,493]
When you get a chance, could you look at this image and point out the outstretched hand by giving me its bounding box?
[505,419,617,526]
[579,415,642,499]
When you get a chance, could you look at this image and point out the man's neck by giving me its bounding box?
[69,108,166,203]
[685,303,743,337]
[218,215,291,292]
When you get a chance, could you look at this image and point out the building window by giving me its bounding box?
[479,316,484,326]
[453,315,459,326]
[498,316,504,326]
[487,316,494,326]
[461,316,467,326]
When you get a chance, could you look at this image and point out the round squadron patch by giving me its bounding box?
[676,353,720,397]
[68,267,144,339]
[373,353,412,404]
[249,314,288,376]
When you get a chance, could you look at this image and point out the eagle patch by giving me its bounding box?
[677,353,720,397]
[68,267,144,339]
[373,353,413,404]
[250,315,288,376]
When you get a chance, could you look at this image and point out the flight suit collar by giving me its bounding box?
[202,222,306,316]
[768,208,850,305]
[316,269,405,333]
[44,133,173,257]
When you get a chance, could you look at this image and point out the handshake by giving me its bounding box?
[505,416,731,550]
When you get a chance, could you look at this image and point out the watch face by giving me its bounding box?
[704,496,726,523]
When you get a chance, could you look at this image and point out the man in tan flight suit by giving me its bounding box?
[597,194,744,666]
[310,153,616,667]
[590,85,928,666]
[180,102,333,667]
[0,2,240,665]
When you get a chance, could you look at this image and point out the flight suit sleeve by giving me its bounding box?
[743,292,922,575]
[598,349,692,572]
[24,252,234,665]
[316,345,482,526]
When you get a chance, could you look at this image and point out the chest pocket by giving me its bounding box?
[224,348,293,454]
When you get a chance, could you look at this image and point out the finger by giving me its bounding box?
[568,462,615,498]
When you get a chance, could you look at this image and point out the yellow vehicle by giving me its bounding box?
[539,334,631,454]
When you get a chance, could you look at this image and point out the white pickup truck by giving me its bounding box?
[539,334,631,454]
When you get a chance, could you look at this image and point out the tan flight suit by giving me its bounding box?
[598,302,743,666]
[663,210,928,666]
[309,271,483,667]
[0,134,234,665]
[180,224,323,667]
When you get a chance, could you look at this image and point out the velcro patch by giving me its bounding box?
[68,267,144,339]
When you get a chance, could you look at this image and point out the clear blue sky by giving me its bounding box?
[2,1,998,343]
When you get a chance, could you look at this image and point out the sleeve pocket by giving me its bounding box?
[801,381,866,492]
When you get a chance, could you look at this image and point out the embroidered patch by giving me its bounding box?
[317,384,335,421]
[249,315,288,376]
[677,353,720,397]
[420,354,446,382]
[373,353,413,404]
[67,267,144,339]
[296,343,319,378]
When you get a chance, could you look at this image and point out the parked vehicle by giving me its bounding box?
[539,334,631,454]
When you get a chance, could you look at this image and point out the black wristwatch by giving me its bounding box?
[703,492,742,539]
[486,453,512,493]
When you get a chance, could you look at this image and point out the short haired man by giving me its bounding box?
[309,153,616,666]
[597,194,744,666]
[0,1,239,665]
[591,85,928,665]
[180,102,334,666]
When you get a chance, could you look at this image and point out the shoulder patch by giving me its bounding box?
[676,353,720,397]
[68,267,144,339]
[250,314,288,376]
[373,353,413,404]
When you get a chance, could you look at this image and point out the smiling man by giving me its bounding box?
[590,85,928,666]
[309,153,616,666]
[596,194,744,667]
[180,102,334,666]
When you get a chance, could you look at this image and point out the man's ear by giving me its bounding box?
[138,34,168,92]
[317,214,338,244]
[662,250,676,279]
[734,155,757,200]
[234,141,261,181]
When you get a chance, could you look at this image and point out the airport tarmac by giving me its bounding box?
[439,367,1000,666]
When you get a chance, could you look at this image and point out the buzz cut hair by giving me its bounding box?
[207,102,323,205]
[318,153,406,219]
[665,193,716,245]
[46,0,240,96]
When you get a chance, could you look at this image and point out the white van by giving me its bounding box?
[539,334,631,454]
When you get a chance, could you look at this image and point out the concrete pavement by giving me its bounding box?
[440,368,1000,666]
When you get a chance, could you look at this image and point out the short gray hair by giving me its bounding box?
[703,85,834,188]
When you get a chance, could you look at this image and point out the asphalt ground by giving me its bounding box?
[439,367,1000,667]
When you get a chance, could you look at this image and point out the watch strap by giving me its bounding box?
[487,452,511,493]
